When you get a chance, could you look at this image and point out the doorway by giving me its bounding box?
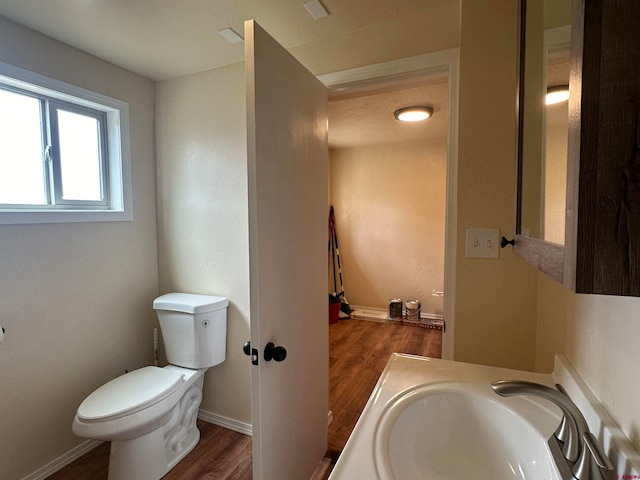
[319,48,460,358]
[328,78,448,319]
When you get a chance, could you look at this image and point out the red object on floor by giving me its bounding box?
[329,302,340,324]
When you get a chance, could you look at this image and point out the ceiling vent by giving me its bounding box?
[304,0,330,20]
[217,28,244,44]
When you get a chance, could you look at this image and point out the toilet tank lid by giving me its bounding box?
[154,293,229,313]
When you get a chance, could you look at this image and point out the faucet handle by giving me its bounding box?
[573,431,614,480]
[491,380,581,462]
[554,384,570,444]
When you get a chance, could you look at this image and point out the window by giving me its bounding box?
[0,62,132,224]
[0,87,108,207]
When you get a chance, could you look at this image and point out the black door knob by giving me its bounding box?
[264,342,287,362]
[243,341,251,356]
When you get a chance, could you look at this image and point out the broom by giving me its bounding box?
[329,206,352,315]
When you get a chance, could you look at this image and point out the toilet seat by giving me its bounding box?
[77,366,184,422]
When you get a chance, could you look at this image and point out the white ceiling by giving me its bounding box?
[0,1,457,149]
[0,0,458,81]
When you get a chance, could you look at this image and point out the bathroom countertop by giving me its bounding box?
[328,353,640,479]
[327,353,556,479]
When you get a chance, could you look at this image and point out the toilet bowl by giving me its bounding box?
[72,293,228,480]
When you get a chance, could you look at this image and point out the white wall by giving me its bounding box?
[329,139,446,314]
[0,17,159,480]
[536,274,640,452]
[155,62,251,425]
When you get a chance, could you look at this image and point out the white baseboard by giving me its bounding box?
[21,439,102,480]
[198,409,253,436]
[350,305,444,322]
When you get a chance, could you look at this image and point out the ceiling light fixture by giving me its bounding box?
[546,85,570,105]
[394,106,434,122]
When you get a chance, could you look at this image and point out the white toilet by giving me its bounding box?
[72,293,228,480]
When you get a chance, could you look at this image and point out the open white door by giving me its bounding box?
[245,20,329,480]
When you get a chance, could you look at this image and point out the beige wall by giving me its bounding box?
[455,0,539,370]
[520,0,545,239]
[544,101,568,244]
[155,63,251,424]
[0,17,159,480]
[329,139,446,314]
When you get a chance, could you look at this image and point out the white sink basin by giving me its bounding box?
[373,381,561,480]
[328,354,640,480]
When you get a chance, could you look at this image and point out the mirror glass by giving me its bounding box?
[518,0,571,244]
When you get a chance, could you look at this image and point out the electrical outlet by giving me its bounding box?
[465,228,500,258]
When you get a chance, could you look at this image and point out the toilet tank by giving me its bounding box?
[153,293,229,369]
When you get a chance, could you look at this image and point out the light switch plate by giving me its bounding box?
[465,228,500,258]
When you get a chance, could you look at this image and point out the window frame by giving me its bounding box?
[0,61,133,224]
[48,100,110,208]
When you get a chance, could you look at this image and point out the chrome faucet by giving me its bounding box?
[491,380,614,480]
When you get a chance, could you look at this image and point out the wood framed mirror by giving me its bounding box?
[513,0,570,284]
[513,0,640,296]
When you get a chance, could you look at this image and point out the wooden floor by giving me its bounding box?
[47,421,252,480]
[47,319,441,479]
[327,319,441,454]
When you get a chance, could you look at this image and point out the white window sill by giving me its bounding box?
[0,208,133,225]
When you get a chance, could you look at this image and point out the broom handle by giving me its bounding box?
[331,210,347,300]
[329,209,338,295]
